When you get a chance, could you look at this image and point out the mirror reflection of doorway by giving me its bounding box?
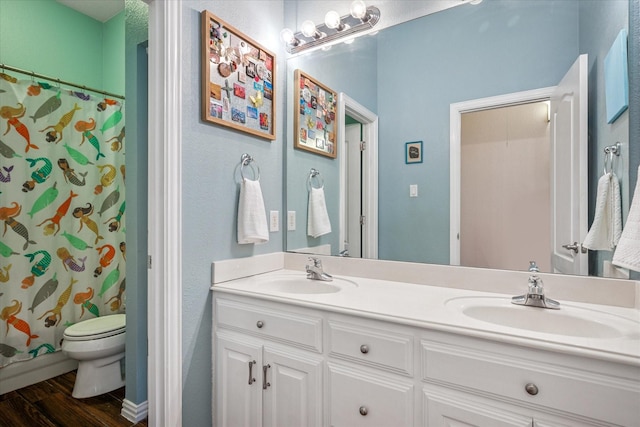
[460,102,551,271]
[338,93,378,259]
[345,116,363,258]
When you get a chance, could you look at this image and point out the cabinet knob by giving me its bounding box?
[525,383,539,396]
[256,320,264,329]
[360,345,369,354]
[359,406,368,416]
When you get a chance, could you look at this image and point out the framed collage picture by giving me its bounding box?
[293,69,338,158]
[201,10,276,140]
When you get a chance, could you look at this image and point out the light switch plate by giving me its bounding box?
[287,211,296,231]
[269,210,279,232]
[410,184,418,197]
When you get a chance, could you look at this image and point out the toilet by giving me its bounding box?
[62,314,126,398]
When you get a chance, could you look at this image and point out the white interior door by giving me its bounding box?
[345,123,362,258]
[550,54,588,275]
[338,93,378,260]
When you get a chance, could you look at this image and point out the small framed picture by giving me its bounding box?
[405,141,423,164]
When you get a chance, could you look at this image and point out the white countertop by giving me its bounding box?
[212,269,640,367]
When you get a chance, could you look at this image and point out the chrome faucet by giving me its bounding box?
[511,261,560,309]
[339,242,350,257]
[305,257,333,281]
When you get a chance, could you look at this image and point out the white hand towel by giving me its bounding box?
[613,166,640,271]
[307,186,331,238]
[237,178,269,244]
[582,172,622,251]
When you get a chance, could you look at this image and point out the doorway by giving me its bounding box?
[451,56,588,275]
[449,86,556,270]
[459,102,551,271]
[345,118,363,257]
[337,93,379,259]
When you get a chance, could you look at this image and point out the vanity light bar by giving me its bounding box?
[285,6,381,54]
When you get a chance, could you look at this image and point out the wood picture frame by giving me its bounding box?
[201,10,276,140]
[293,69,338,158]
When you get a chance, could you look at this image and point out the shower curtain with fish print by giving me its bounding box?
[0,74,126,368]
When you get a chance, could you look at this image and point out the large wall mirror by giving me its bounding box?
[285,0,635,278]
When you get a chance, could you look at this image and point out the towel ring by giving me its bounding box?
[308,168,324,190]
[240,153,260,181]
[603,142,621,175]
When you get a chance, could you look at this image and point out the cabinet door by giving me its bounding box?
[216,335,263,427]
[424,388,532,427]
[329,363,413,427]
[263,346,323,427]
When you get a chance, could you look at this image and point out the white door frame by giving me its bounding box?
[337,93,379,259]
[145,0,183,425]
[449,87,555,265]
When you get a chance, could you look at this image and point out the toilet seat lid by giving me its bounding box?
[64,314,125,339]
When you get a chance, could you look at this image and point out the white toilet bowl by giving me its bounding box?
[62,314,126,398]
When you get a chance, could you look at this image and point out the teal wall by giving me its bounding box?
[579,0,629,276]
[124,0,149,406]
[104,11,126,95]
[377,0,579,264]
[0,0,123,95]
[180,2,284,425]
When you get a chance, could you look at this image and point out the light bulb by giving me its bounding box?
[325,10,343,30]
[280,28,295,45]
[301,20,318,38]
[350,0,368,20]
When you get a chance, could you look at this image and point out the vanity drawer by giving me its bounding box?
[328,318,413,376]
[215,298,322,352]
[421,340,640,426]
[328,363,413,427]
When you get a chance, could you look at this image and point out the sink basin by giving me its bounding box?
[446,296,639,339]
[258,275,356,294]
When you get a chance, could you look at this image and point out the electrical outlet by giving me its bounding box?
[269,210,279,232]
[287,211,296,231]
[410,184,418,197]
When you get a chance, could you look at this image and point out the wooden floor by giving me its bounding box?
[0,371,147,427]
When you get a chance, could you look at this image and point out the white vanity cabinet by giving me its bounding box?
[212,292,640,427]
[421,332,640,426]
[214,297,324,427]
[327,316,415,426]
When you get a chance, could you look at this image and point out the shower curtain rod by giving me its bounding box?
[1,63,125,100]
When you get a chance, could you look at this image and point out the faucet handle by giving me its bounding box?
[308,256,321,267]
[528,261,539,273]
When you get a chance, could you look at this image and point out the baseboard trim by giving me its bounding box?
[121,399,149,423]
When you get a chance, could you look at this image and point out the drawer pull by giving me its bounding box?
[256,320,264,329]
[359,406,368,416]
[263,364,271,389]
[248,360,256,385]
[360,345,369,354]
[525,383,539,396]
